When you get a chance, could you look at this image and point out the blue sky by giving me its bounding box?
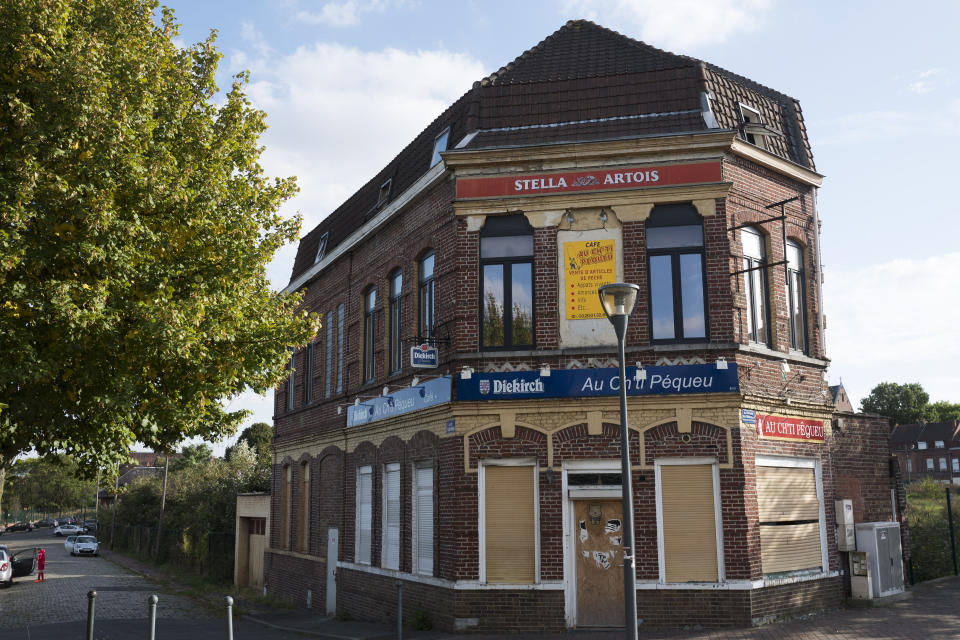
[159,0,960,454]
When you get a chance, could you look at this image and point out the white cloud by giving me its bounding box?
[296,0,401,27]
[228,42,486,286]
[824,252,960,409]
[907,68,944,95]
[560,0,773,50]
[815,101,960,145]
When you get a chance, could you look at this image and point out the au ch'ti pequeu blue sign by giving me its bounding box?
[456,364,738,401]
[347,376,451,427]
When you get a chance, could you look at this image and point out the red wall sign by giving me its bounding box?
[456,162,722,199]
[756,414,825,443]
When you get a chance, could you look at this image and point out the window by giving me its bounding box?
[363,287,377,383]
[378,179,392,206]
[355,466,372,564]
[336,304,344,394]
[249,518,266,535]
[647,205,707,341]
[755,457,825,576]
[739,103,767,150]
[412,463,434,575]
[299,461,310,552]
[324,312,333,398]
[481,462,537,583]
[303,342,314,406]
[389,270,403,373]
[480,215,534,349]
[742,226,770,345]
[418,251,435,340]
[431,127,450,167]
[907,459,913,473]
[382,463,401,570]
[927,458,935,471]
[786,240,808,353]
[314,231,329,264]
[280,464,291,550]
[953,458,959,473]
[940,458,948,472]
[285,350,295,412]
[936,440,945,449]
[918,441,928,450]
[656,459,723,582]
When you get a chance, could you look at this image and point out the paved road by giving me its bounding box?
[0,528,207,632]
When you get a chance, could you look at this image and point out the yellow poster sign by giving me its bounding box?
[564,239,617,320]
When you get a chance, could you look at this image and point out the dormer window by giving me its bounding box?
[378,179,392,207]
[431,127,450,167]
[739,104,767,150]
[314,232,329,264]
[935,440,945,448]
[918,441,928,450]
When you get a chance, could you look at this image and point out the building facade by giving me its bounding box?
[269,21,904,630]
[891,421,960,484]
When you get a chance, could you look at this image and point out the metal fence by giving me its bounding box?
[907,484,959,584]
[110,524,235,582]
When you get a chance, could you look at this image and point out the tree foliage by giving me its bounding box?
[0,0,317,478]
[860,382,930,427]
[3,456,96,518]
[225,421,272,464]
[927,401,960,424]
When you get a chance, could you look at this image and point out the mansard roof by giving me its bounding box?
[290,20,814,286]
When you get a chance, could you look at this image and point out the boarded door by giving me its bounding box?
[248,533,265,588]
[575,499,625,627]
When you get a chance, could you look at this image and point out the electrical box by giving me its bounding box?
[849,551,873,600]
[835,499,856,551]
[855,522,904,598]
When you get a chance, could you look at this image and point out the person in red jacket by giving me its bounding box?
[34,548,45,582]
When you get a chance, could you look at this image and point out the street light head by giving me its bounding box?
[598,283,640,320]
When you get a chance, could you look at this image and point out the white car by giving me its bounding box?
[54,524,83,537]
[71,535,99,557]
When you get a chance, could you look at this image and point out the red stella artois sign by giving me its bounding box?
[456,162,722,199]
[756,414,825,443]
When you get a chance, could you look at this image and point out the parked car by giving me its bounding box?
[64,535,77,552]
[35,519,56,528]
[71,536,99,557]
[3,522,34,533]
[0,547,37,586]
[54,524,83,537]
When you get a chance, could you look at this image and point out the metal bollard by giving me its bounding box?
[396,579,403,640]
[86,590,97,640]
[148,594,158,640]
[224,596,234,640]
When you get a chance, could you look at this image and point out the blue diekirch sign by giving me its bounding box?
[410,343,439,368]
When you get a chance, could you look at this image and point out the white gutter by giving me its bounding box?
[283,160,449,294]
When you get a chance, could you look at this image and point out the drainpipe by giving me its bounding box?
[811,189,826,356]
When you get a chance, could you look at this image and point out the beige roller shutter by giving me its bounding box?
[757,465,822,574]
[484,465,535,584]
[660,464,718,583]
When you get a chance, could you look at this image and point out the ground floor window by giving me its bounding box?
[412,463,434,575]
[480,461,538,584]
[355,465,372,564]
[755,456,825,576]
[655,459,723,583]
[382,463,401,570]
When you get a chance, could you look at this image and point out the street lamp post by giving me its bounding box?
[599,282,640,640]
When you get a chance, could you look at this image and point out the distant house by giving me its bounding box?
[891,421,960,484]
[830,383,854,413]
[97,450,182,506]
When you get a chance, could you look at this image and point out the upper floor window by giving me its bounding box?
[935,440,945,449]
[918,441,928,450]
[324,311,334,399]
[419,251,435,340]
[786,240,808,353]
[389,269,403,374]
[739,103,767,150]
[314,231,329,264]
[285,349,295,412]
[304,341,314,406]
[646,204,707,342]
[377,179,392,207]
[336,303,344,394]
[431,127,450,167]
[480,215,534,350]
[742,226,769,346]
[363,287,377,383]
[927,458,934,471]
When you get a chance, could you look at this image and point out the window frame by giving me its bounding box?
[739,103,767,150]
[918,441,928,450]
[927,458,935,471]
[940,458,948,472]
[742,226,771,346]
[381,462,401,570]
[389,269,403,374]
[654,457,725,584]
[336,304,344,394]
[935,440,945,449]
[324,311,334,399]
[355,465,373,565]
[786,239,809,354]
[479,216,535,351]
[418,251,435,340]
[646,206,709,343]
[430,127,450,167]
[363,287,377,384]
[411,461,434,576]
[285,350,295,412]
[303,341,314,406]
[314,231,330,264]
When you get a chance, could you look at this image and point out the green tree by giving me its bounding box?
[0,0,318,513]
[860,382,930,428]
[225,422,272,464]
[927,401,960,424]
[171,443,213,471]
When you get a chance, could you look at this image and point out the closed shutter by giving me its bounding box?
[484,465,535,583]
[382,463,401,570]
[356,466,372,564]
[660,464,718,583]
[757,466,822,574]
[414,465,434,575]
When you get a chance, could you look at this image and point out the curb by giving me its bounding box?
[243,614,371,639]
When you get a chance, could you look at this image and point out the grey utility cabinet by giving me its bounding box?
[855,522,905,598]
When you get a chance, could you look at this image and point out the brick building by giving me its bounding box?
[269,21,904,630]
[891,421,960,484]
